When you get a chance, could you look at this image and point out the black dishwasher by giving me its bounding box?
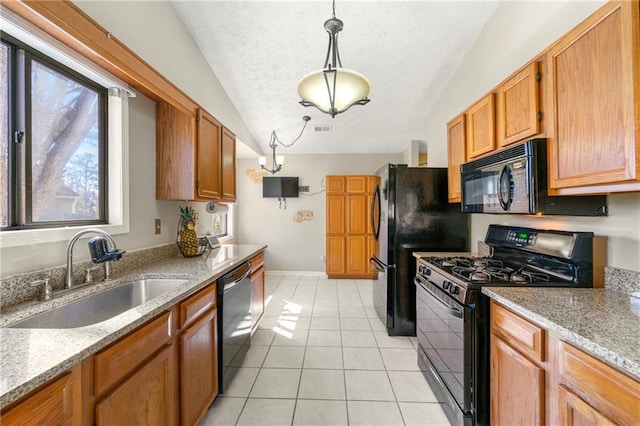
[217,261,252,393]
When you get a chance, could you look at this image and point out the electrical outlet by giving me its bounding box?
[299,186,310,192]
[154,218,161,235]
[321,255,326,262]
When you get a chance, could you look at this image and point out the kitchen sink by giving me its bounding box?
[7,278,189,329]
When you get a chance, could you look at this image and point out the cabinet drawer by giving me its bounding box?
[180,283,217,329]
[491,301,545,362]
[559,341,640,425]
[251,251,265,272]
[95,311,172,396]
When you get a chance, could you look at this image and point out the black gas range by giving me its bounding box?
[414,224,594,425]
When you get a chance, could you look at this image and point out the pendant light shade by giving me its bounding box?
[297,2,370,118]
[297,68,370,117]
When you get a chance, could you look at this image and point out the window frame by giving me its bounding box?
[2,32,109,230]
[0,12,132,248]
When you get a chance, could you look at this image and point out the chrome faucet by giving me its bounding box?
[65,229,124,288]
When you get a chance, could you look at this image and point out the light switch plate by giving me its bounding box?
[154,218,161,235]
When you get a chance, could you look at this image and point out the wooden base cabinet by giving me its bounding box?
[178,283,218,426]
[326,175,379,279]
[95,345,177,426]
[93,311,177,426]
[490,300,640,426]
[557,341,640,426]
[0,366,82,425]
[0,280,227,426]
[490,301,546,426]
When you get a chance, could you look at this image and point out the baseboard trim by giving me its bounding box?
[266,270,326,276]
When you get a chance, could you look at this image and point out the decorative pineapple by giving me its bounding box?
[178,206,199,257]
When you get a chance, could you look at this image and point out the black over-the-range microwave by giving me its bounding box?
[460,139,607,216]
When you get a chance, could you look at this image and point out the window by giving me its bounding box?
[212,213,227,238]
[1,34,107,230]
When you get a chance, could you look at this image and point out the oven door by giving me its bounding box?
[415,274,473,425]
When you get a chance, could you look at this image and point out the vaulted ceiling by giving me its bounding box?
[171,1,499,155]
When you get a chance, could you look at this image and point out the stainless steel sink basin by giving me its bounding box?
[8,278,188,329]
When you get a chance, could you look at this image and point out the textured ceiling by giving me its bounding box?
[171,1,499,155]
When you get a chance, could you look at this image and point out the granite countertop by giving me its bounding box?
[0,244,266,408]
[482,287,640,380]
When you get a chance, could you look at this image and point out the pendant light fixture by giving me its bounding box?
[259,116,311,174]
[297,0,370,118]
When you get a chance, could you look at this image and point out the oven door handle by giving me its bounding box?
[414,276,463,319]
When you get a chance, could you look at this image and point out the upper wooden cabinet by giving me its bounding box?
[497,61,541,148]
[466,93,496,159]
[447,114,466,202]
[221,127,237,202]
[156,102,196,200]
[157,102,237,201]
[546,1,640,194]
[196,109,222,200]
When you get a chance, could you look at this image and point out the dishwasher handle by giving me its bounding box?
[220,261,252,293]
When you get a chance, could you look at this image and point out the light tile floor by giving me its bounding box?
[200,274,451,426]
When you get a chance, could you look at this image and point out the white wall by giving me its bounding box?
[424,0,640,272]
[0,1,253,275]
[236,154,402,271]
[75,0,260,154]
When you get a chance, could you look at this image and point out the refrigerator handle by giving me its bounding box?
[371,184,381,241]
[370,256,394,272]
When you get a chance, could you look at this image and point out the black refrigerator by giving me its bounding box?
[370,165,469,336]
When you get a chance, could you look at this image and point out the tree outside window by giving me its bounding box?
[1,36,106,229]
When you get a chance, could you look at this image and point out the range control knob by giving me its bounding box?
[419,265,431,276]
[449,285,460,295]
[443,281,451,290]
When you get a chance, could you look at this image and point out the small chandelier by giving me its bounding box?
[258,141,285,175]
[259,116,311,174]
[297,0,370,118]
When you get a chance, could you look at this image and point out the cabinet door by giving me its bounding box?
[491,335,544,426]
[546,1,639,191]
[156,102,196,200]
[447,114,466,202]
[326,195,345,234]
[496,62,541,148]
[180,310,218,426]
[95,345,177,426]
[196,109,222,199]
[221,127,236,201]
[1,369,79,425]
[347,195,367,234]
[347,176,367,193]
[251,266,265,328]
[466,93,496,159]
[557,386,616,426]
[558,341,640,425]
[326,176,346,194]
[346,235,367,275]
[326,236,345,276]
